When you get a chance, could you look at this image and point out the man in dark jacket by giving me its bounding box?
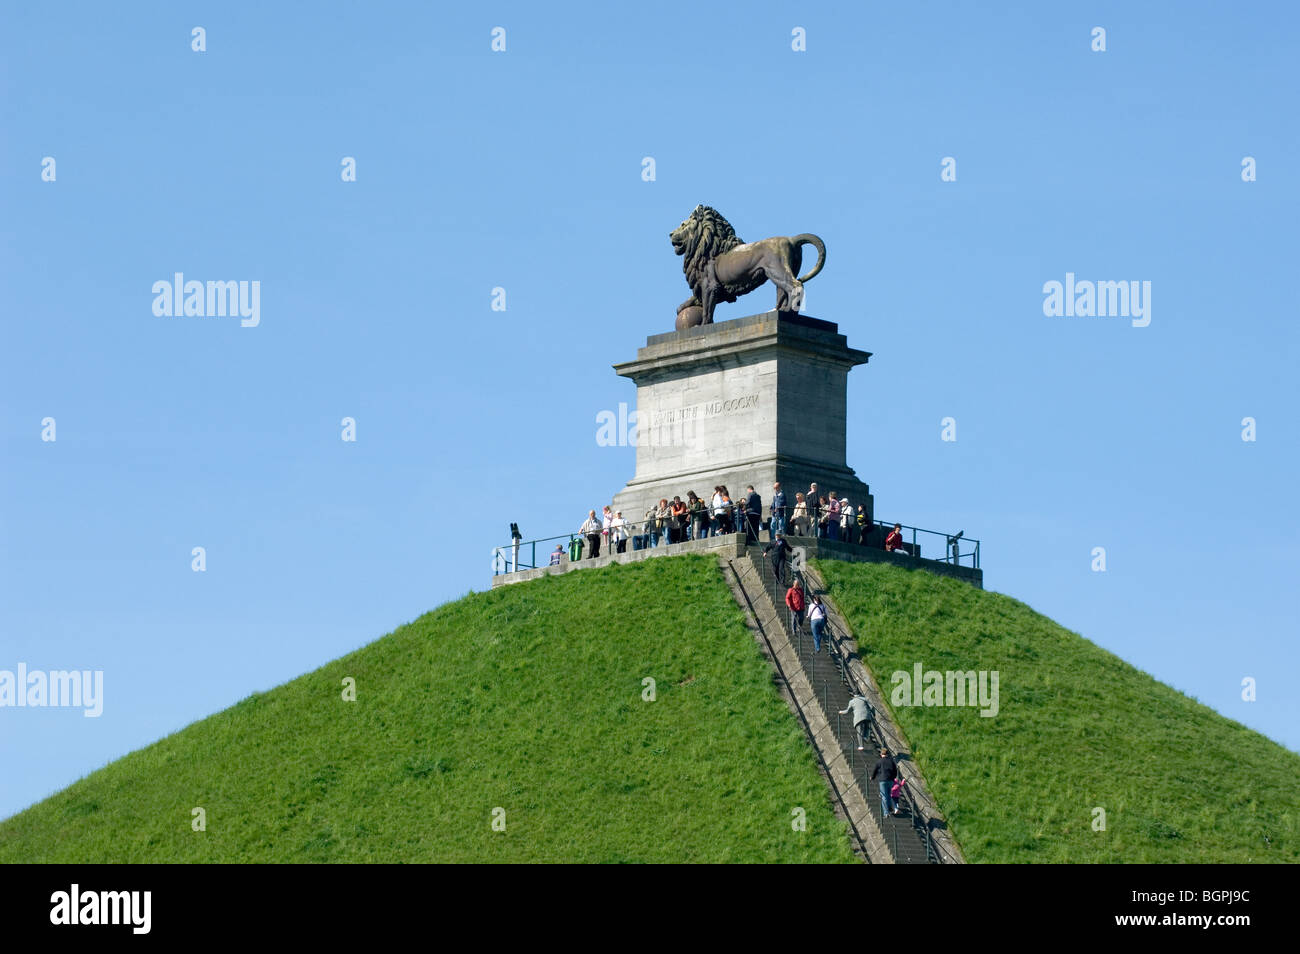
[870,748,900,817]
[763,533,793,582]
[744,486,762,543]
[770,482,787,541]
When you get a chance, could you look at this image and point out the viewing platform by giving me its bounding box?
[491,528,983,589]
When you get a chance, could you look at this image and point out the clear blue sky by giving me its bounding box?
[2,1,1296,820]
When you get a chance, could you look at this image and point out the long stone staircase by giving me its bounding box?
[726,542,962,864]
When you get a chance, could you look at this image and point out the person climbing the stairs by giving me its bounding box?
[784,578,806,634]
[890,775,907,812]
[871,748,900,817]
[839,693,872,751]
[809,593,828,652]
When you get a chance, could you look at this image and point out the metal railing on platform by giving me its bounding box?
[809,517,980,570]
[493,512,978,575]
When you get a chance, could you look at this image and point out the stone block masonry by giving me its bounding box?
[611,311,875,522]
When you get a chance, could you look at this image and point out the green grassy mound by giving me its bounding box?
[816,559,1300,863]
[0,556,854,863]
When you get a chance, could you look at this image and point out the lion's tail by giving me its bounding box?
[794,234,826,283]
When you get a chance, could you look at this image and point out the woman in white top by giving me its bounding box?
[610,512,629,553]
[809,594,828,653]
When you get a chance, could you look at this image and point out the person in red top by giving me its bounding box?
[785,578,806,634]
[884,523,906,555]
[669,497,689,544]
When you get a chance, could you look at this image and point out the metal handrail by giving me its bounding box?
[491,532,579,574]
[820,614,940,860]
[833,518,981,571]
[821,615,951,862]
[494,514,979,575]
[753,548,948,863]
[725,558,875,863]
[493,513,764,576]
[776,506,981,570]
[835,638,938,862]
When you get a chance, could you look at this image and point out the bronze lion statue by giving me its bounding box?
[670,205,825,329]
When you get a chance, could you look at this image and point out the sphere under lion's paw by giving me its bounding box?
[675,305,705,330]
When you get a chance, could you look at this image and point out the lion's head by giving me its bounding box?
[670,205,744,291]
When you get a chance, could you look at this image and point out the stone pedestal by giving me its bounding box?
[610,310,874,523]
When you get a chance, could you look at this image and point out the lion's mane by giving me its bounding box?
[679,206,745,298]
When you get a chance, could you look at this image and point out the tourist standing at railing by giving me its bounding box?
[871,748,900,817]
[816,495,830,538]
[611,511,629,553]
[826,492,842,542]
[687,491,706,540]
[654,499,670,547]
[839,693,872,751]
[549,545,564,567]
[807,483,820,535]
[769,482,787,541]
[790,492,809,536]
[580,510,602,559]
[744,485,762,543]
[709,486,725,536]
[637,506,656,550]
[601,506,614,551]
[856,507,870,545]
[839,498,854,542]
[669,496,688,544]
[809,593,828,652]
[784,578,806,634]
[885,523,906,555]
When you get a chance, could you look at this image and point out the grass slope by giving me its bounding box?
[817,559,1300,863]
[0,556,854,863]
